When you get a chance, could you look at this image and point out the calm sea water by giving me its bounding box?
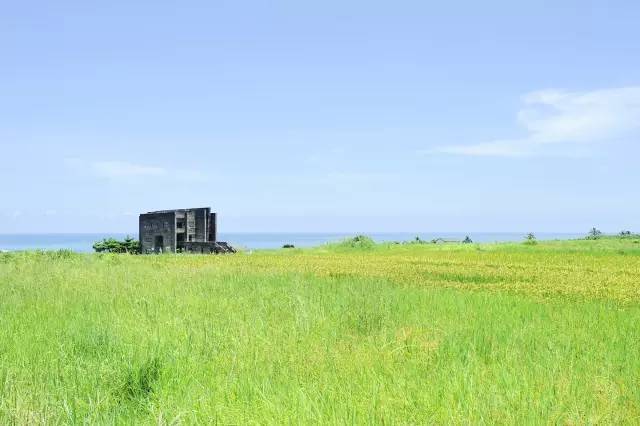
[0,232,584,252]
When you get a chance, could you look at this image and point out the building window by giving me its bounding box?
[188,235,193,242]
[177,221,184,229]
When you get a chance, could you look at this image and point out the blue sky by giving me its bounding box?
[1,1,639,233]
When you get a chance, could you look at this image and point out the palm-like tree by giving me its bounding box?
[588,227,602,238]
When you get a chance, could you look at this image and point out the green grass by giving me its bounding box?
[1,239,639,423]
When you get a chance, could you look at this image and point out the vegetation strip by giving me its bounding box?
[0,236,639,423]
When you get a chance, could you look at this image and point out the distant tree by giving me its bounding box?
[587,227,603,240]
[524,233,537,245]
[462,235,473,244]
[620,230,632,236]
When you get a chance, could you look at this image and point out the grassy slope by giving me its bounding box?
[0,238,639,423]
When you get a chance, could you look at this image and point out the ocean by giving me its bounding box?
[0,232,585,252]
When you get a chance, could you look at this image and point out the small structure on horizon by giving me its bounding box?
[431,238,462,244]
[139,207,235,254]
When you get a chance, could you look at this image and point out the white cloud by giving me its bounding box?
[433,86,640,157]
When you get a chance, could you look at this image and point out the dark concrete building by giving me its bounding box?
[139,207,233,254]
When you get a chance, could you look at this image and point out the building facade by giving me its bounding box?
[139,207,218,253]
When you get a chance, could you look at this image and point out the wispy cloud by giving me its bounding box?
[91,161,167,178]
[432,86,640,157]
[64,158,208,182]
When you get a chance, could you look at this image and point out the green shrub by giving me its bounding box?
[338,235,376,249]
[408,236,430,245]
[93,236,140,254]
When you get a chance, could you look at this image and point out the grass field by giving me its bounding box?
[1,237,639,424]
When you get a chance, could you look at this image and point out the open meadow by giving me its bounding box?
[1,237,640,424]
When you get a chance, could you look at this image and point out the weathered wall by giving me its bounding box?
[139,212,176,253]
[194,208,209,242]
[186,210,196,242]
[208,213,217,242]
